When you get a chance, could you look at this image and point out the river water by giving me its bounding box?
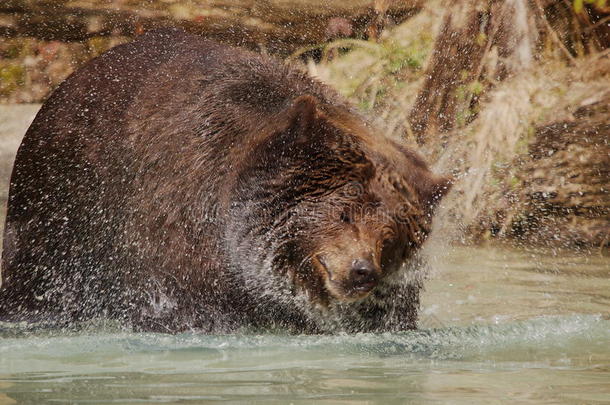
[1,245,608,404]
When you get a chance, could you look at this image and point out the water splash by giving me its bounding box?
[1,314,607,365]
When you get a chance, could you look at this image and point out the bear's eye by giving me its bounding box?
[380,238,401,270]
[339,210,352,224]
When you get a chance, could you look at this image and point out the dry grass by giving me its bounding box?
[431,53,610,244]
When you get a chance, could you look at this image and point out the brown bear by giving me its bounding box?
[0,29,450,333]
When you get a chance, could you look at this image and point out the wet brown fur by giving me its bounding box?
[0,29,449,333]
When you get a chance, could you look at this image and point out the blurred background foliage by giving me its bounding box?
[0,0,608,249]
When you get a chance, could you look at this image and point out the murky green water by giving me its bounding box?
[1,246,609,404]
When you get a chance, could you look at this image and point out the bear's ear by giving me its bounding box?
[258,94,329,159]
[423,175,452,208]
[283,94,321,145]
[290,95,318,126]
[391,141,452,209]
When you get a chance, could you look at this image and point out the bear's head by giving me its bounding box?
[226,95,450,306]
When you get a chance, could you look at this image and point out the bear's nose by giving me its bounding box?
[350,259,379,291]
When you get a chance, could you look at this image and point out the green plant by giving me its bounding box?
[573,0,607,14]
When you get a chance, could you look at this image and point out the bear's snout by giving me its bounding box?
[349,259,379,293]
[315,251,382,301]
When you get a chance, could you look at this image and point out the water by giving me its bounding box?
[1,246,609,404]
